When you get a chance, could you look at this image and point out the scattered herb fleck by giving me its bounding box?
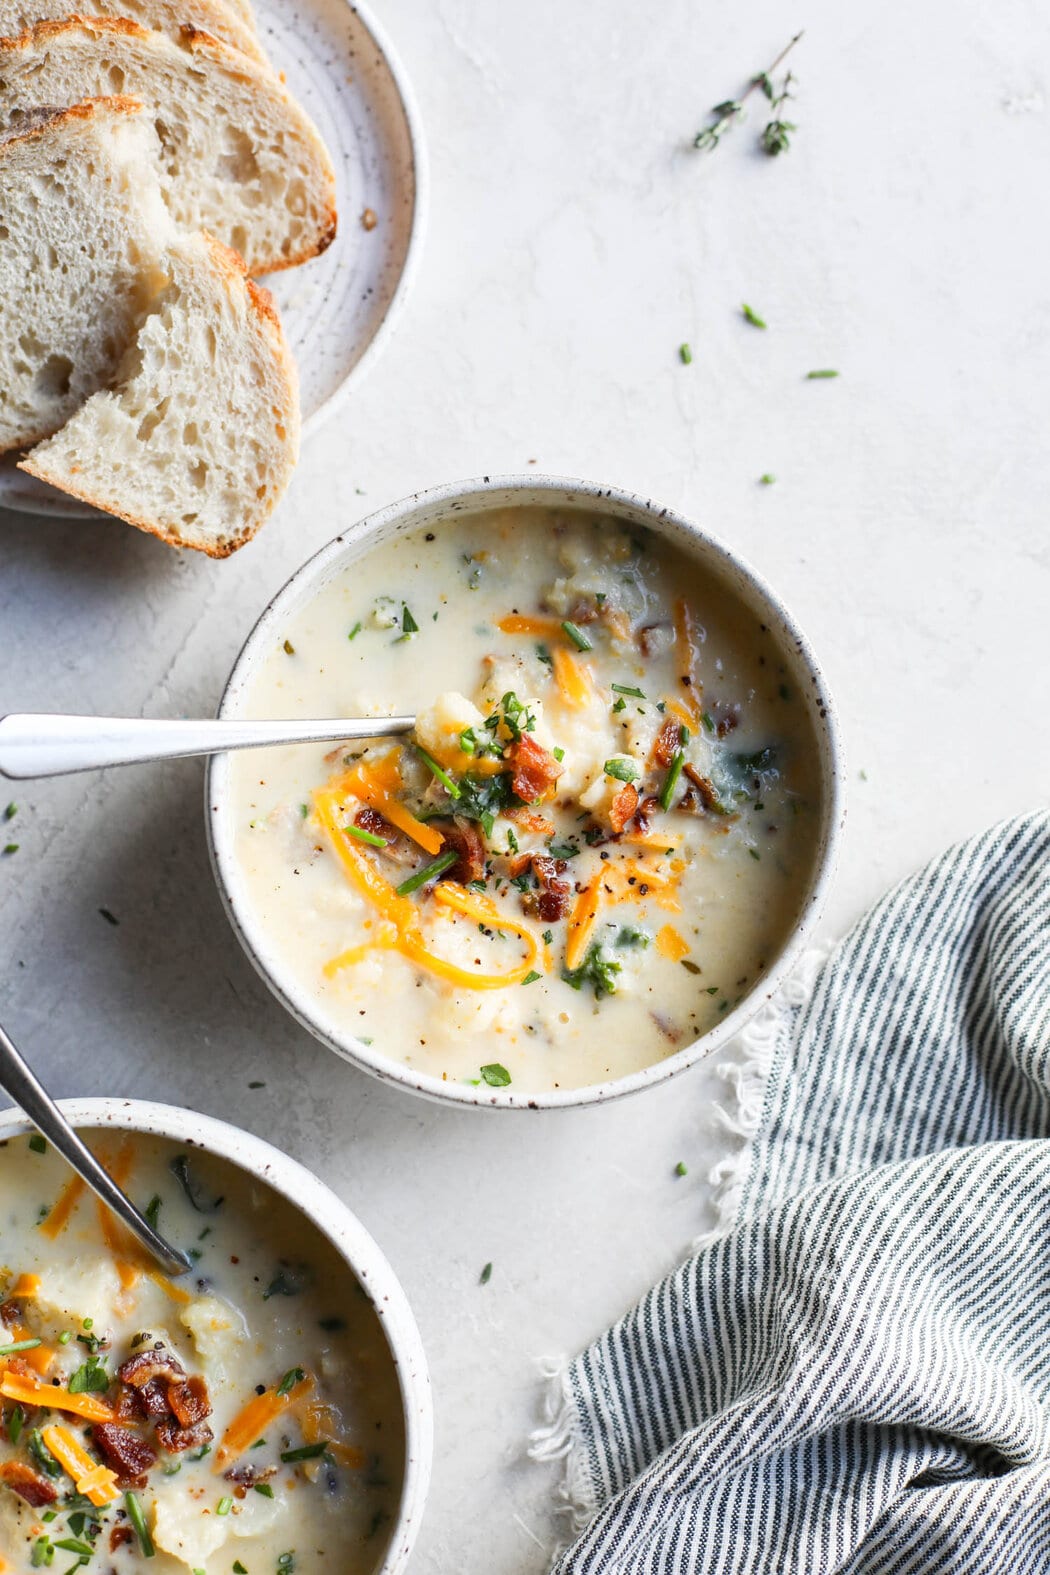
[679,343,693,364]
[480,1063,511,1087]
[806,369,839,380]
[694,32,803,156]
[742,303,767,329]
[675,1161,688,1177]
[479,1262,493,1285]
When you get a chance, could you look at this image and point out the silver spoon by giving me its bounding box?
[0,1020,192,1277]
[0,713,416,780]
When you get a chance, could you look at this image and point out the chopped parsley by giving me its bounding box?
[562,944,621,1000]
[521,971,542,986]
[480,1063,511,1087]
[604,758,639,784]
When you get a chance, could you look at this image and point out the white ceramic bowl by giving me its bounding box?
[207,475,846,1111]
[0,1096,432,1574]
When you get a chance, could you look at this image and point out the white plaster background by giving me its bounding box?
[2,0,1049,1567]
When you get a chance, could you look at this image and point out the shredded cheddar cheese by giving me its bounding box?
[42,1425,119,1507]
[551,645,592,708]
[215,1374,314,1472]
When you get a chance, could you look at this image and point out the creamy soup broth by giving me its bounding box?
[0,1131,403,1572]
[229,508,822,1093]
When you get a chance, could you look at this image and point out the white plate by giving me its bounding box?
[0,0,426,518]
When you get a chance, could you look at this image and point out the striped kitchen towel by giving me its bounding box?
[531,810,1050,1573]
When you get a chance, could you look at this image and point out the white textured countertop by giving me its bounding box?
[2,0,1049,1567]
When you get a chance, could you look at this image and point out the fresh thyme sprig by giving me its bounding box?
[694,31,803,157]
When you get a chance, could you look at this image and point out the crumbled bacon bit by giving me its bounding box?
[567,599,599,624]
[683,765,725,813]
[0,1461,58,1506]
[506,807,555,836]
[114,1383,144,1422]
[167,1375,211,1430]
[156,1416,214,1453]
[633,795,661,835]
[145,1378,179,1418]
[93,1423,158,1484]
[431,818,486,884]
[713,703,741,738]
[638,623,669,657]
[506,852,532,879]
[507,734,563,803]
[609,783,639,834]
[652,717,682,769]
[110,1525,134,1552]
[118,1346,186,1390]
[526,856,571,922]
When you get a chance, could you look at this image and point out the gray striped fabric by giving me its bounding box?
[550,810,1050,1573]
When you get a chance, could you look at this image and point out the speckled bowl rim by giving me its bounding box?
[0,1096,432,1574]
[206,474,846,1111]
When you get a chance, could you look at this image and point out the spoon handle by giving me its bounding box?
[0,713,416,779]
[0,1022,192,1277]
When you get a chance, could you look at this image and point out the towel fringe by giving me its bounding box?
[693,945,829,1249]
[527,1358,597,1542]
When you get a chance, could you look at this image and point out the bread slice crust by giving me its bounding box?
[21,231,301,556]
[0,16,338,274]
[0,0,268,65]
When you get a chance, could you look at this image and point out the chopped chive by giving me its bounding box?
[806,369,839,379]
[552,745,565,761]
[611,684,645,698]
[659,750,685,811]
[521,971,542,986]
[700,712,715,733]
[401,604,419,634]
[561,620,592,652]
[3,803,15,820]
[759,473,776,485]
[681,959,703,976]
[0,1338,42,1355]
[749,848,761,860]
[125,1491,155,1557]
[479,1262,493,1285]
[604,758,639,783]
[612,697,626,713]
[280,1441,329,1464]
[58,1331,72,1346]
[277,1366,305,1397]
[345,822,388,849]
[216,1495,233,1515]
[396,850,457,896]
[144,1195,162,1230]
[415,746,461,799]
[52,1538,93,1556]
[7,1406,22,1444]
[679,343,693,364]
[675,1161,688,1177]
[348,621,362,640]
[480,1062,511,1087]
[3,843,19,855]
[742,303,767,329]
[28,1134,46,1154]
[253,1484,274,1500]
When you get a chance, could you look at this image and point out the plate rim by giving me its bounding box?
[0,0,429,514]
[299,0,430,443]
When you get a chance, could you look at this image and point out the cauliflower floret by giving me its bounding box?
[579,756,643,828]
[153,1476,287,1568]
[179,1294,248,1389]
[370,595,400,629]
[29,1259,123,1337]
[414,690,488,770]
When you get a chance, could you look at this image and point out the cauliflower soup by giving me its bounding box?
[0,1131,403,1572]
[228,506,823,1094]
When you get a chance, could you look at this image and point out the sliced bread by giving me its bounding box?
[0,18,337,274]
[0,95,173,454]
[21,231,301,556]
[0,0,268,65]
